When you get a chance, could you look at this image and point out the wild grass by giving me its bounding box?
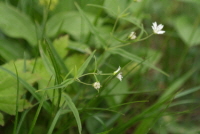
[0,0,200,134]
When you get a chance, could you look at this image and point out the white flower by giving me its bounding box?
[152,22,165,34]
[113,66,123,81]
[114,66,121,75]
[93,82,101,90]
[116,72,123,81]
[128,32,137,40]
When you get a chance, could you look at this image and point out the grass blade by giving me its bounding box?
[64,93,82,134]
[109,48,168,76]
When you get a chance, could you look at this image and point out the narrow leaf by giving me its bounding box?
[64,94,82,134]
[109,48,168,76]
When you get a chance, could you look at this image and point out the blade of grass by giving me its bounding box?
[64,93,82,134]
[47,107,63,134]
[28,92,46,134]
[175,85,200,99]
[158,69,194,102]
[13,62,19,134]
[108,48,169,76]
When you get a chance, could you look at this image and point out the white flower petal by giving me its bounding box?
[152,22,165,34]
[116,72,123,81]
[114,66,121,75]
[157,24,164,30]
[153,22,157,27]
[157,31,165,34]
[128,32,137,40]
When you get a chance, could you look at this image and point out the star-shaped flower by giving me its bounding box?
[152,22,165,34]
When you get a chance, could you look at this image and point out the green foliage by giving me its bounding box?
[175,16,200,46]
[0,3,37,46]
[0,0,199,133]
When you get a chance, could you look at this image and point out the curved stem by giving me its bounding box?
[108,33,154,50]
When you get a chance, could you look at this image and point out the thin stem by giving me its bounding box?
[109,33,154,49]
[78,73,113,78]
[75,79,93,86]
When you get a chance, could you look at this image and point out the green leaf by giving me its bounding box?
[77,50,96,77]
[0,39,25,61]
[47,108,62,134]
[109,48,168,76]
[65,54,86,76]
[46,11,93,39]
[0,60,52,113]
[174,16,200,46]
[175,86,200,99]
[53,35,69,59]
[75,3,107,49]
[0,112,4,126]
[68,41,91,54]
[0,3,37,46]
[103,0,127,17]
[64,94,82,134]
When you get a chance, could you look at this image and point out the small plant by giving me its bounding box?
[0,0,199,134]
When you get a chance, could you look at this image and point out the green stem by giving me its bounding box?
[108,33,154,49]
[75,79,93,86]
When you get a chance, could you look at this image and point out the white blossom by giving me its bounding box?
[113,66,123,81]
[128,32,137,40]
[93,82,101,90]
[116,72,123,81]
[152,22,165,34]
[114,66,121,75]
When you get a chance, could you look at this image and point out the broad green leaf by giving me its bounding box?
[174,16,200,46]
[68,41,91,54]
[103,0,127,17]
[0,39,25,61]
[46,11,95,39]
[109,48,168,76]
[0,3,37,46]
[64,94,82,134]
[77,50,96,77]
[0,60,34,125]
[0,60,51,113]
[65,54,86,76]
[53,35,69,59]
